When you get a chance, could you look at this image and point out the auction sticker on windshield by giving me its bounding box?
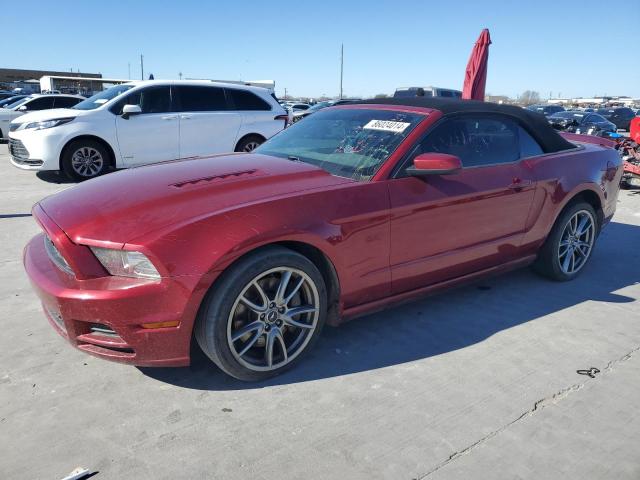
[363,120,411,133]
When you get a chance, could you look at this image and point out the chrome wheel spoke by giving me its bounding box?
[282,305,317,329]
[231,321,264,342]
[276,329,288,362]
[265,329,276,367]
[275,270,292,304]
[562,248,573,272]
[283,277,304,305]
[240,280,270,313]
[237,329,263,357]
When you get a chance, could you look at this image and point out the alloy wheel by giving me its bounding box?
[557,209,595,275]
[242,141,260,152]
[227,267,320,372]
[71,147,104,177]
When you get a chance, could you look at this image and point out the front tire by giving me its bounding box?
[533,201,598,281]
[61,139,110,181]
[235,135,264,153]
[195,247,327,381]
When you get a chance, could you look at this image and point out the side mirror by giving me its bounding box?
[17,105,27,111]
[406,153,462,176]
[121,104,142,119]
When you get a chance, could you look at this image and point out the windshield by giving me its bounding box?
[0,96,26,108]
[5,96,32,110]
[307,101,332,112]
[255,108,423,181]
[550,111,584,120]
[72,84,133,110]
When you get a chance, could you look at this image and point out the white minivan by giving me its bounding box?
[9,80,288,180]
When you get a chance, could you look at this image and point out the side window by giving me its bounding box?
[416,116,520,167]
[226,89,271,111]
[175,86,227,112]
[111,86,172,114]
[53,97,81,108]
[519,126,543,158]
[23,97,55,111]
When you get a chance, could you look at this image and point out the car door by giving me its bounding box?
[113,85,179,167]
[173,85,241,158]
[387,114,540,294]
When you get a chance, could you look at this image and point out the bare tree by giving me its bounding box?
[518,90,541,106]
[374,93,388,98]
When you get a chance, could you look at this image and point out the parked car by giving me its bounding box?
[23,98,622,381]
[0,95,28,108]
[291,99,361,122]
[0,91,17,100]
[526,104,565,117]
[0,94,84,140]
[547,111,616,134]
[284,102,311,111]
[9,80,288,180]
[394,86,462,98]
[596,107,636,131]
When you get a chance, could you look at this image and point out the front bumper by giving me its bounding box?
[23,226,207,367]
[9,128,67,171]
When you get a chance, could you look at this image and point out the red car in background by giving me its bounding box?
[24,98,623,381]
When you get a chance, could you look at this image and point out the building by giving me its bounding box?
[0,68,102,93]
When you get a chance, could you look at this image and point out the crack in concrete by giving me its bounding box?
[416,345,640,479]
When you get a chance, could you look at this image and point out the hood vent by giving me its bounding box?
[170,169,262,188]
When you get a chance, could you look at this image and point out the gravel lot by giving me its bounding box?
[1,143,639,480]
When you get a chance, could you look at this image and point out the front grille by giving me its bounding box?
[9,138,42,166]
[89,323,118,336]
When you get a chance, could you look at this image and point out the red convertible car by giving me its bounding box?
[24,98,623,380]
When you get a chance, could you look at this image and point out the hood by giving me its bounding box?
[10,108,84,125]
[38,154,353,246]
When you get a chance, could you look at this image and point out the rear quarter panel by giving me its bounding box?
[521,143,622,252]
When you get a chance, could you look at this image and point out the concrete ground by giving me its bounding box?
[0,143,639,480]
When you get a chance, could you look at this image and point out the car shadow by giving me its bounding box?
[139,221,639,390]
[36,171,76,184]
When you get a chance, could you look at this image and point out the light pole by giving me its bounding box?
[339,44,344,100]
[140,54,144,80]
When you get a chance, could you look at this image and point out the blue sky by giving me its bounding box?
[5,0,639,99]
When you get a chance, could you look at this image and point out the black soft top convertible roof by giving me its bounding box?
[353,97,576,153]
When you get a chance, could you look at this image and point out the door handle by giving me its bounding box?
[508,178,532,190]
[161,115,177,121]
[180,115,192,120]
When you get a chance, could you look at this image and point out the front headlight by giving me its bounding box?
[23,117,75,131]
[90,247,160,279]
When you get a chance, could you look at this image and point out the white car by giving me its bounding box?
[9,80,289,180]
[0,94,83,140]
[284,102,311,111]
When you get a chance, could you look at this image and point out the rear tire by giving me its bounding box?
[235,135,264,153]
[61,139,110,181]
[195,246,327,381]
[533,201,598,281]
